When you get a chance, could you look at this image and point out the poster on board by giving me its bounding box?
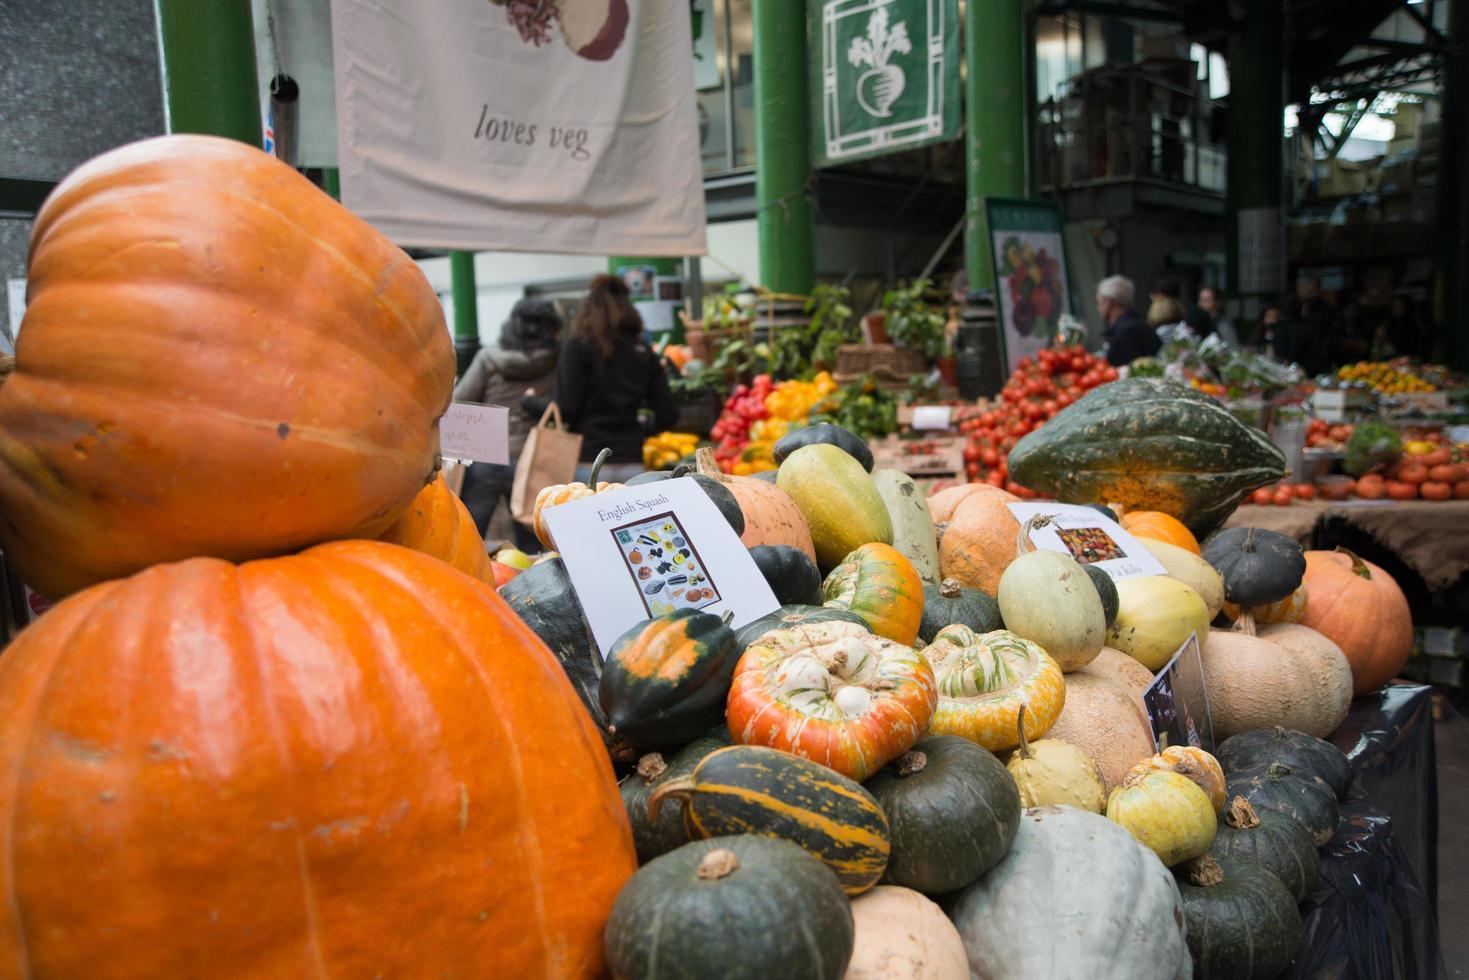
[1142,632,1214,752]
[331,0,708,256]
[1005,503,1167,581]
[985,197,1073,373]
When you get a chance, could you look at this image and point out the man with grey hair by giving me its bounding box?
[1096,274,1160,367]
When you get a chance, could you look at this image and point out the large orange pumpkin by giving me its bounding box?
[696,448,816,562]
[1297,547,1413,695]
[936,486,1020,595]
[1119,511,1200,555]
[0,135,454,599]
[0,540,634,976]
[378,473,494,584]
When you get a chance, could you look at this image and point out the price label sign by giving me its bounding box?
[543,478,779,656]
[1142,632,1214,752]
[438,401,509,464]
[910,406,953,431]
[1005,502,1168,581]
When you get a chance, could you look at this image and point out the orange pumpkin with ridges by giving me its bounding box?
[0,135,454,599]
[696,448,816,562]
[0,540,634,976]
[1120,511,1200,554]
[936,487,1020,595]
[1297,547,1412,695]
[378,473,494,584]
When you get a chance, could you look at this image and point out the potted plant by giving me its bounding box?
[882,279,948,362]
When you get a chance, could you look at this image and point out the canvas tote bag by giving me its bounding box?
[511,403,582,523]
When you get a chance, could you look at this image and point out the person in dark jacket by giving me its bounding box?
[454,297,562,547]
[556,274,678,483]
[1097,275,1161,366]
[1277,274,1336,376]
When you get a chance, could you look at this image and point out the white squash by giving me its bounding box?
[951,806,1191,980]
[872,470,941,584]
[845,886,968,980]
[1203,624,1353,740]
[998,551,1106,672]
[1108,576,1211,671]
[1046,663,1157,791]
[1139,538,1225,619]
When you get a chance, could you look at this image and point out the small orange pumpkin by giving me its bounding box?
[1126,746,1226,812]
[821,543,924,645]
[935,487,1021,595]
[1224,583,1307,626]
[378,473,494,584]
[1120,511,1200,555]
[533,448,624,548]
[1297,548,1412,695]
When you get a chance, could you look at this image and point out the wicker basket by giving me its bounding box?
[835,343,928,378]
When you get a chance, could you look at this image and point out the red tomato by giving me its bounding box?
[1454,481,1469,499]
[1386,480,1419,500]
[1102,367,1119,382]
[1420,481,1451,501]
[981,448,1000,467]
[1272,488,1295,506]
[1250,487,1274,505]
[1041,400,1059,416]
[963,444,982,464]
[1012,420,1032,437]
[1293,483,1316,500]
[1398,463,1429,486]
[985,472,1005,487]
[966,462,981,479]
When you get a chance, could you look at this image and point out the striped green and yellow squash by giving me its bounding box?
[648,744,891,894]
[599,608,738,749]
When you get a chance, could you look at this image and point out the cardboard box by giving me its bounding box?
[869,435,966,477]
[1315,159,1368,198]
[1312,387,1373,422]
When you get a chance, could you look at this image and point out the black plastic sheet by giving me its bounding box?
[1285,684,1444,979]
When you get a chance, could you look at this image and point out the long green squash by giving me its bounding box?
[777,444,892,570]
[871,469,940,583]
[649,744,891,894]
[1007,378,1286,535]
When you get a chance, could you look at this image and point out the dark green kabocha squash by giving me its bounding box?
[749,544,823,605]
[1175,853,1303,980]
[733,603,869,651]
[619,730,731,865]
[918,578,1003,643]
[599,609,739,749]
[1225,762,1340,846]
[751,469,779,484]
[1084,565,1120,628]
[863,736,1021,894]
[1202,527,1306,608]
[604,836,854,980]
[1215,727,1352,800]
[1209,796,1320,902]
[626,463,746,535]
[773,422,875,471]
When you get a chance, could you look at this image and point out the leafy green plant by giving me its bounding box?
[767,284,858,380]
[882,279,948,360]
[810,375,898,441]
[901,372,940,405]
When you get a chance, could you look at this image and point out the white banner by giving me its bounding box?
[330,0,708,256]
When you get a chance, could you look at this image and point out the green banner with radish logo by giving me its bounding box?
[809,0,960,167]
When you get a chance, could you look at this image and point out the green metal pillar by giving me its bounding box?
[1225,0,1286,343]
[1438,0,1468,369]
[964,0,1027,291]
[450,251,480,377]
[753,0,815,294]
[154,0,263,144]
[323,168,341,201]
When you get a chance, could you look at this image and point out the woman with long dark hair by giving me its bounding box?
[454,296,562,546]
[556,274,678,482]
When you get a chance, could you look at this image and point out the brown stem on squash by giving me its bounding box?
[1232,607,1258,637]
[897,751,928,777]
[1187,854,1226,887]
[647,776,696,823]
[635,753,669,783]
[696,848,740,880]
[1334,546,1372,580]
[1015,514,1055,557]
[1225,796,1261,830]
[694,447,734,484]
[1013,704,1033,761]
[939,578,963,599]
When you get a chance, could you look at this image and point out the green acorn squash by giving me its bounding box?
[649,744,891,894]
[1007,378,1286,535]
[1085,565,1120,628]
[773,421,874,471]
[1175,854,1303,980]
[625,464,745,535]
[733,603,869,651]
[1210,796,1319,902]
[918,578,1002,643]
[619,731,732,865]
[749,544,823,606]
[604,836,854,980]
[1215,727,1352,799]
[599,608,738,749]
[864,736,1020,894]
[1224,762,1340,845]
[777,444,892,570]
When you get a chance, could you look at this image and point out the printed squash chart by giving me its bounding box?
[613,512,722,616]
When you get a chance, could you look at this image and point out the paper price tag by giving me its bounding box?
[1142,633,1214,752]
[1005,502,1168,581]
[438,401,510,464]
[543,478,780,656]
[910,406,953,431]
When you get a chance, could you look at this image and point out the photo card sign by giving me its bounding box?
[1005,502,1168,581]
[1142,632,1214,753]
[541,478,780,656]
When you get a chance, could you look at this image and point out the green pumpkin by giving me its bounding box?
[619,731,732,865]
[626,464,746,535]
[1175,854,1303,980]
[1007,378,1286,535]
[1084,565,1120,628]
[864,736,1020,894]
[773,421,874,471]
[733,603,869,651]
[777,444,893,569]
[1210,796,1320,902]
[749,544,823,606]
[599,608,739,749]
[649,744,891,894]
[1215,727,1352,800]
[1202,526,1306,608]
[1224,761,1340,846]
[604,836,854,980]
[918,578,1002,643]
